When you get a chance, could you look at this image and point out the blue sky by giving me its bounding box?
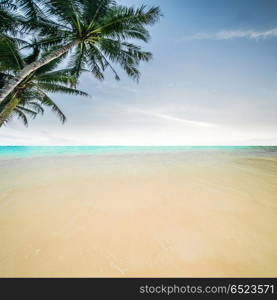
[1,0,277,145]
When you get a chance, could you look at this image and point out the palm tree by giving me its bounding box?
[0,47,88,126]
[0,0,161,104]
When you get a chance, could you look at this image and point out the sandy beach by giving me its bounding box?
[0,148,277,277]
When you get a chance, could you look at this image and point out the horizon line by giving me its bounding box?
[1,145,277,147]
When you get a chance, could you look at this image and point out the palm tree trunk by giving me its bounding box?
[0,40,79,103]
[0,97,21,127]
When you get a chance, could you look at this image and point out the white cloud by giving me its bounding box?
[133,109,216,128]
[192,28,277,40]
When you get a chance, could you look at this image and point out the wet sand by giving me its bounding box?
[0,151,277,277]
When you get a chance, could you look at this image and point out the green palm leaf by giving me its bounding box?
[37,91,66,123]
[12,108,29,125]
[37,82,88,96]
[36,68,78,86]
[16,105,38,118]
[0,35,24,71]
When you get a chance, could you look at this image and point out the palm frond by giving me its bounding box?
[96,39,152,81]
[80,0,116,24]
[17,0,46,22]
[0,35,24,71]
[0,71,13,89]
[44,0,82,26]
[12,107,29,126]
[67,42,86,79]
[16,105,38,118]
[37,90,66,123]
[22,100,44,114]
[36,68,78,86]
[86,44,118,80]
[0,1,18,33]
[96,5,161,40]
[37,82,89,96]
[24,44,40,64]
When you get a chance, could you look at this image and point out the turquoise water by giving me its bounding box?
[0,146,277,159]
